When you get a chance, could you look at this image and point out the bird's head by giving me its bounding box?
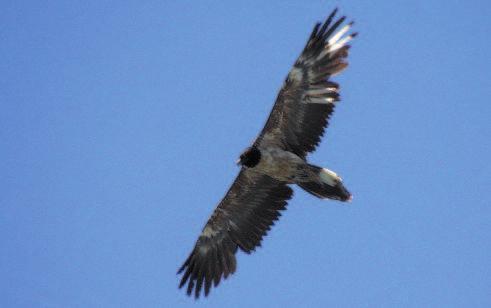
[236,146,261,168]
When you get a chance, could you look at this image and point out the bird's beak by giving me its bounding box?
[235,158,241,166]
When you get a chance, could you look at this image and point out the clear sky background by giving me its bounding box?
[2,1,490,307]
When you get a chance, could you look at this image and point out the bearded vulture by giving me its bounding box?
[178,8,357,298]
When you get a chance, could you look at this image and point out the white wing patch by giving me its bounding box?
[305,85,339,105]
[330,35,354,53]
[288,67,303,81]
[308,97,336,104]
[202,225,219,238]
[307,87,335,96]
[328,23,352,46]
[317,22,355,60]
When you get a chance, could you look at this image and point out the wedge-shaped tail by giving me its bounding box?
[298,165,352,201]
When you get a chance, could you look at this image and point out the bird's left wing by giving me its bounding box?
[178,169,293,298]
[254,9,357,158]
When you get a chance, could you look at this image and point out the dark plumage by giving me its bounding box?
[237,147,261,168]
[178,172,292,297]
[178,8,357,298]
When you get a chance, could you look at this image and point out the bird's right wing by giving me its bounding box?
[254,9,356,158]
[178,168,293,298]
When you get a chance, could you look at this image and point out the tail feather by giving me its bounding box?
[298,165,352,201]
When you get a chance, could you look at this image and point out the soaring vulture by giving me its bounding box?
[178,8,356,298]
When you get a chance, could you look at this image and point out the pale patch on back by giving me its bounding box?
[255,146,304,182]
[320,168,341,186]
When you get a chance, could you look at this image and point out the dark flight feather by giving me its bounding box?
[178,169,293,298]
[254,10,356,158]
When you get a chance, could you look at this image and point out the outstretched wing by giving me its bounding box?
[177,169,293,298]
[254,9,357,158]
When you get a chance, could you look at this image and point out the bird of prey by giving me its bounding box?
[178,8,356,298]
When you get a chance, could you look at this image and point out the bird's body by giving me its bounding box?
[254,146,304,182]
[178,8,357,298]
[244,145,351,200]
[241,145,349,199]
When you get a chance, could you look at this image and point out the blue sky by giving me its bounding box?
[2,1,490,307]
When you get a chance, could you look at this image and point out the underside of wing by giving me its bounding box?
[177,169,293,298]
[255,8,357,158]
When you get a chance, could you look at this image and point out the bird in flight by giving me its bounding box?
[178,8,357,298]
